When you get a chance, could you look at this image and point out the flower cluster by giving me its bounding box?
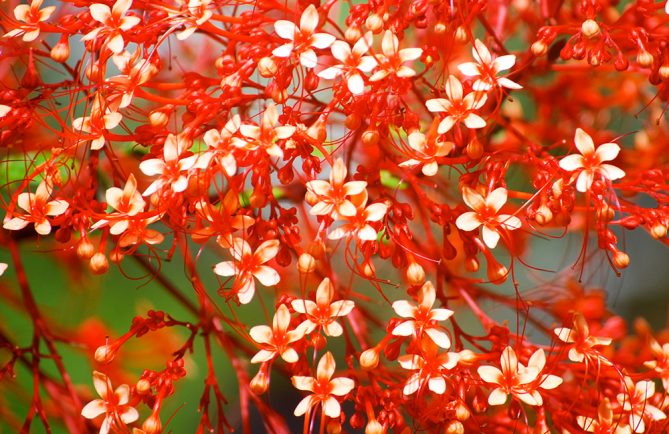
[2,0,669,433]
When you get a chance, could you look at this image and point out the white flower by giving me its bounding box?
[272,5,336,68]
[317,32,377,94]
[425,76,487,134]
[455,187,521,249]
[457,39,521,91]
[559,128,625,192]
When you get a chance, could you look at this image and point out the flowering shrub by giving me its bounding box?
[2,0,669,433]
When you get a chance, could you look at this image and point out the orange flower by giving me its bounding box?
[249,304,304,363]
[291,352,355,418]
[291,277,355,337]
[81,371,139,434]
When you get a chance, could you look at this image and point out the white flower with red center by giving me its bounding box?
[391,281,454,349]
[92,174,146,235]
[457,39,522,91]
[117,216,164,248]
[81,371,139,434]
[202,115,242,177]
[139,133,202,196]
[109,51,158,108]
[72,94,122,151]
[82,0,140,54]
[174,0,213,41]
[644,340,669,391]
[369,30,423,82]
[192,192,255,246]
[398,131,454,176]
[306,157,368,218]
[3,180,69,235]
[3,0,55,42]
[559,128,625,192]
[317,32,377,95]
[398,352,459,395]
[617,378,666,433]
[291,277,355,337]
[554,313,612,363]
[327,193,388,241]
[291,351,355,418]
[272,5,336,68]
[213,237,280,304]
[232,104,295,159]
[249,304,304,363]
[455,186,522,249]
[425,76,487,134]
[477,346,563,406]
[577,398,632,434]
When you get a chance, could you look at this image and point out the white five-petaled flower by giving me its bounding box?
[72,109,122,151]
[213,238,280,304]
[327,193,388,241]
[272,5,336,68]
[81,371,139,434]
[3,0,55,42]
[369,30,423,82]
[398,352,459,396]
[139,133,203,196]
[391,281,454,349]
[398,131,454,176]
[291,277,355,337]
[425,76,487,134]
[457,39,522,91]
[175,0,213,40]
[82,0,140,54]
[577,398,632,434]
[249,304,304,363]
[554,313,612,363]
[455,186,521,249]
[617,378,666,433]
[317,32,377,95]
[477,346,563,407]
[291,351,355,418]
[559,128,625,192]
[202,115,242,177]
[91,174,146,235]
[3,180,69,235]
[232,104,295,159]
[305,157,368,218]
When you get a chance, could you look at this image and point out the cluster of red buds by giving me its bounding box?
[2,0,669,432]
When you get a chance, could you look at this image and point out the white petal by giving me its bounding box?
[599,164,625,181]
[272,43,294,58]
[464,113,486,129]
[455,212,481,231]
[425,328,451,349]
[493,54,516,72]
[299,49,318,68]
[392,300,415,318]
[330,41,351,62]
[311,33,336,49]
[391,320,415,336]
[428,376,446,394]
[559,154,585,171]
[574,128,595,155]
[481,225,500,249]
[274,20,297,40]
[346,73,365,95]
[253,265,280,286]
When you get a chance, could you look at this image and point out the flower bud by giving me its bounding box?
[142,414,162,434]
[50,37,70,63]
[94,344,116,364]
[345,113,361,130]
[326,420,342,434]
[257,57,277,78]
[464,257,479,273]
[637,50,654,67]
[405,262,425,286]
[651,224,667,239]
[77,237,96,259]
[365,419,384,434]
[466,138,483,160]
[345,26,362,43]
[365,13,383,33]
[89,252,109,274]
[455,403,471,421]
[581,19,600,38]
[535,204,553,225]
[136,379,151,394]
[149,109,169,127]
[446,421,464,434]
[298,253,316,273]
[362,129,379,146]
[531,40,548,56]
[455,26,467,43]
[613,250,629,269]
[487,264,508,282]
[359,347,380,369]
[362,260,375,277]
[434,22,446,34]
[659,64,669,79]
[250,367,269,394]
